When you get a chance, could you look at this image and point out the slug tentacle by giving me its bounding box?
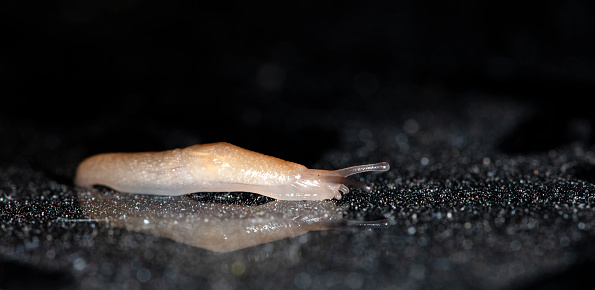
[335,162,391,177]
[338,184,350,195]
[294,162,391,200]
[336,162,390,192]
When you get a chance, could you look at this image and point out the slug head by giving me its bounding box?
[290,162,390,200]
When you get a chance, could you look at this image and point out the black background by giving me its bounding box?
[3,0,594,157]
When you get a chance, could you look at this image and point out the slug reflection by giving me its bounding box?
[76,190,387,252]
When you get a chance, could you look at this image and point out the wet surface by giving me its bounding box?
[75,189,377,253]
[3,0,595,289]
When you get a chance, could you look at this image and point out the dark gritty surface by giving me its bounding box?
[2,99,595,289]
[2,0,595,289]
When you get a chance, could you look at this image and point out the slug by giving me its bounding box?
[74,142,389,200]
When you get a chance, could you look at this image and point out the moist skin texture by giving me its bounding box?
[75,142,390,200]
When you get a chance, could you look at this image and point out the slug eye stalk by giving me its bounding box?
[336,162,391,177]
[335,162,391,193]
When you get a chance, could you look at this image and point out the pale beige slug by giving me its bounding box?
[74,142,390,200]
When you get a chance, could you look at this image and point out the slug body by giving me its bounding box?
[75,142,390,200]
